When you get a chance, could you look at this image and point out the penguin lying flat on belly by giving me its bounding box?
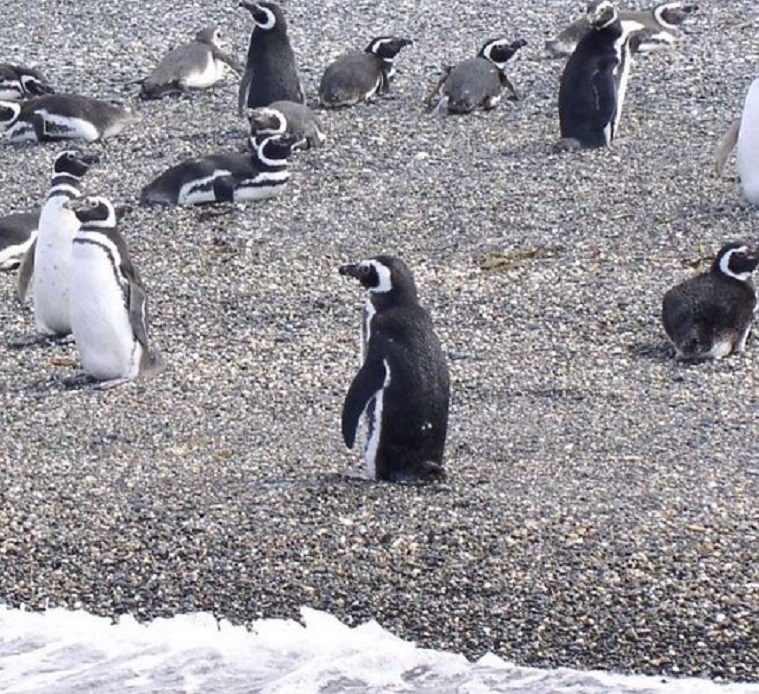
[0,211,39,270]
[247,101,326,150]
[0,63,54,100]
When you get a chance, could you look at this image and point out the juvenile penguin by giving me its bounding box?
[319,36,413,108]
[66,195,164,388]
[555,0,643,152]
[0,64,54,100]
[247,101,326,149]
[339,256,450,483]
[662,242,759,360]
[140,132,299,206]
[0,211,39,270]
[238,0,304,116]
[0,94,137,143]
[426,38,527,114]
[140,25,242,100]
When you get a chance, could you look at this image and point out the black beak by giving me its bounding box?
[339,263,360,278]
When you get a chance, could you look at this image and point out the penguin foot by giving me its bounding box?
[552,137,583,154]
[387,462,448,484]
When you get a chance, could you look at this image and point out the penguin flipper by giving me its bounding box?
[238,67,253,118]
[591,67,618,141]
[126,272,150,350]
[16,238,35,303]
[715,117,740,177]
[342,358,387,448]
[423,68,451,113]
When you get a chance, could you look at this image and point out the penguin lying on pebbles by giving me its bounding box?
[0,64,54,100]
[140,25,242,99]
[247,101,325,149]
[0,211,39,270]
[238,0,304,116]
[545,1,696,58]
[0,94,137,143]
[319,36,413,108]
[66,195,165,388]
[339,255,450,483]
[426,38,527,114]
[140,132,300,206]
[662,242,759,360]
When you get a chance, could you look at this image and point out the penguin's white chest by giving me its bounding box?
[34,109,101,142]
[362,359,391,479]
[70,243,140,380]
[738,78,759,205]
[182,53,227,89]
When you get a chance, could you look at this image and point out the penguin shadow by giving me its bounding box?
[319,470,453,492]
[6,333,74,350]
[627,340,675,362]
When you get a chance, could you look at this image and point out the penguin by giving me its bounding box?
[426,38,527,114]
[139,25,242,100]
[554,0,644,152]
[0,211,39,270]
[238,0,304,117]
[319,36,414,108]
[545,2,697,58]
[65,195,165,388]
[247,101,326,149]
[140,132,300,206]
[662,242,759,360]
[0,64,54,100]
[339,255,450,483]
[21,150,99,337]
[0,94,138,143]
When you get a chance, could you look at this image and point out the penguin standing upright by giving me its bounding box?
[238,0,304,116]
[555,0,644,151]
[319,37,413,108]
[0,64,54,100]
[65,195,164,387]
[662,242,759,360]
[339,256,450,483]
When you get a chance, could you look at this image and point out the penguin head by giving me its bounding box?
[713,242,759,283]
[195,25,223,47]
[0,100,21,128]
[64,195,117,228]
[252,132,299,164]
[364,37,414,61]
[479,38,528,70]
[586,0,618,29]
[247,107,287,137]
[239,0,285,31]
[339,256,419,306]
[19,67,53,96]
[655,2,697,30]
[53,150,100,178]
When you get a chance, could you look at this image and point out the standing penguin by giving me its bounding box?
[319,37,413,108]
[140,25,242,99]
[66,195,164,388]
[339,256,450,483]
[426,38,527,114]
[247,101,326,149]
[0,64,54,100]
[238,0,304,117]
[662,242,759,360]
[554,0,645,152]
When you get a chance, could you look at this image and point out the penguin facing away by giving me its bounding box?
[427,38,527,114]
[0,211,39,270]
[0,94,138,143]
[65,195,165,388]
[662,242,759,360]
[0,64,54,100]
[238,0,304,117]
[319,36,414,108]
[247,101,326,149]
[339,255,450,483]
[140,25,242,99]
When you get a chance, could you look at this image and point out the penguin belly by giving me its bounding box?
[233,170,290,202]
[738,78,759,205]
[182,52,226,89]
[70,243,140,380]
[34,109,101,142]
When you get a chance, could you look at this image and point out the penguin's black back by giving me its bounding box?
[444,57,502,113]
[319,51,385,106]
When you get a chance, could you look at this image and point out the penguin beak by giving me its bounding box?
[339,263,361,278]
[62,199,83,212]
[81,153,100,166]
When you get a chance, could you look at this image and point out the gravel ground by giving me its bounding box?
[1,0,758,684]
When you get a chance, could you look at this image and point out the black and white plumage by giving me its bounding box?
[247,101,326,149]
[140,132,299,206]
[238,0,304,117]
[319,36,413,108]
[0,211,39,270]
[65,195,164,387]
[662,242,759,360]
[427,38,527,114]
[339,256,450,483]
[0,64,54,100]
[140,25,242,100]
[0,94,138,143]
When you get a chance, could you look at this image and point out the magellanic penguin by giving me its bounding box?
[140,132,300,206]
[554,0,644,152]
[140,25,242,100]
[545,1,697,58]
[339,256,450,483]
[0,94,138,143]
[0,64,54,100]
[319,36,414,108]
[247,101,326,149]
[65,195,165,388]
[0,211,39,270]
[426,38,527,114]
[662,242,759,360]
[238,0,304,117]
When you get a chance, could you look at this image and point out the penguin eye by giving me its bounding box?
[358,264,372,278]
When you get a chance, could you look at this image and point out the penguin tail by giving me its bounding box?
[139,81,182,100]
[140,350,167,379]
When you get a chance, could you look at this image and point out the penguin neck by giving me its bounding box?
[251,142,290,169]
[48,174,84,200]
[370,286,418,312]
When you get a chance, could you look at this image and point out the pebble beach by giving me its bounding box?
[0,0,757,685]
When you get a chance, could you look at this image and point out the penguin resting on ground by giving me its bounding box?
[426,38,527,114]
[238,0,304,116]
[319,36,413,108]
[0,211,39,270]
[662,242,759,360]
[140,25,242,99]
[0,64,54,100]
[247,101,326,149]
[66,195,165,388]
[339,255,450,483]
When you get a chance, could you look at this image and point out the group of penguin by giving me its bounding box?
[0,0,758,483]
